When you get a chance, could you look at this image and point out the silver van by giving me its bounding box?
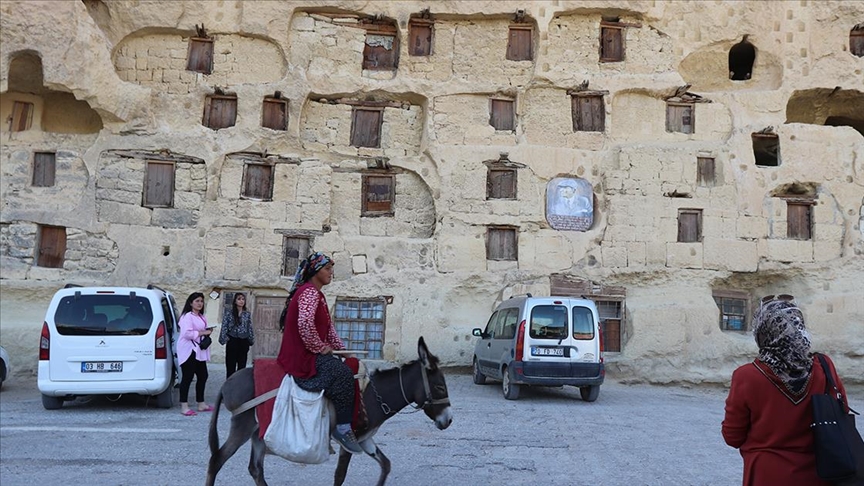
[472,295,605,401]
[37,285,180,409]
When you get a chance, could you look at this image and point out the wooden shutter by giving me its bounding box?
[11,101,33,132]
[143,161,175,207]
[186,37,214,74]
[752,133,780,166]
[282,237,310,276]
[487,169,516,199]
[600,24,624,62]
[787,202,812,240]
[487,227,517,261]
[697,157,715,186]
[571,95,605,132]
[38,225,66,268]
[666,103,694,134]
[32,152,56,187]
[490,99,515,131]
[677,210,701,242]
[362,174,394,214]
[363,27,398,70]
[262,98,288,130]
[204,95,237,129]
[242,163,273,200]
[851,29,864,57]
[350,108,383,148]
[408,21,433,56]
[506,26,533,61]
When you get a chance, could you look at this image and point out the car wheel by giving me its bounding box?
[502,366,520,400]
[0,361,6,389]
[155,377,175,409]
[472,358,487,385]
[42,393,64,410]
[580,385,600,402]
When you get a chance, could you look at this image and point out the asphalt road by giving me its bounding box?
[1,366,862,486]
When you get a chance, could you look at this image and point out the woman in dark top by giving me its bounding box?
[276,252,362,454]
[219,292,255,379]
[722,296,852,486]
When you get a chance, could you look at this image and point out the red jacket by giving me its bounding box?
[722,354,849,486]
[276,283,336,378]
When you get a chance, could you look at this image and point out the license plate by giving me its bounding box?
[532,347,564,357]
[81,361,123,373]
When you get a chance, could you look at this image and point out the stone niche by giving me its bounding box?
[2,52,103,134]
[95,150,206,228]
[300,98,423,158]
[112,30,285,94]
[610,89,732,142]
[678,37,783,92]
[431,94,517,146]
[214,152,300,228]
[0,148,90,215]
[521,87,606,150]
[786,88,864,137]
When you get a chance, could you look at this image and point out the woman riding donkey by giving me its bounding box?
[277,252,363,454]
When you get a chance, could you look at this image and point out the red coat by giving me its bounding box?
[276,283,334,379]
[722,354,849,486]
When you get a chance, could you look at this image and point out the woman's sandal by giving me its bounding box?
[198,405,214,412]
[181,409,197,416]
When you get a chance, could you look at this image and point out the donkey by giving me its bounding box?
[205,337,453,486]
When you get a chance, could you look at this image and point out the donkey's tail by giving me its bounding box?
[208,387,224,456]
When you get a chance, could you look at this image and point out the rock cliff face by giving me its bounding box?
[1,1,862,384]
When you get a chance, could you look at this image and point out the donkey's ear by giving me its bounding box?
[418,336,436,370]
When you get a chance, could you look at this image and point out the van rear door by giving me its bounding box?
[523,300,573,361]
[49,292,157,382]
[569,300,600,364]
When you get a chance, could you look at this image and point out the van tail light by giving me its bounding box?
[39,322,50,360]
[155,321,167,359]
[514,320,526,362]
[598,323,605,363]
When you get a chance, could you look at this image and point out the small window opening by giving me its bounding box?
[186,27,214,75]
[729,36,755,80]
[486,226,518,261]
[10,101,34,132]
[787,200,813,240]
[143,161,175,208]
[334,299,386,359]
[697,157,716,187]
[666,102,695,133]
[571,94,605,132]
[850,24,864,57]
[203,93,237,130]
[408,19,433,56]
[362,23,399,70]
[490,98,516,131]
[282,236,310,276]
[350,107,384,148]
[713,291,749,331]
[362,173,395,216]
[600,19,624,62]
[507,25,533,61]
[677,209,702,242]
[752,132,780,166]
[262,95,288,131]
[32,152,56,187]
[487,168,517,200]
[241,163,274,201]
[37,225,67,268]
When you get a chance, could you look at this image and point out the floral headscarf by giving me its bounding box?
[752,299,812,392]
[287,252,333,301]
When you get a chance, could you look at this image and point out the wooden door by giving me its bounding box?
[602,319,621,352]
[252,295,286,358]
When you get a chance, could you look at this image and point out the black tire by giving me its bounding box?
[502,366,520,400]
[580,385,600,402]
[472,358,487,385]
[155,377,175,409]
[42,393,64,410]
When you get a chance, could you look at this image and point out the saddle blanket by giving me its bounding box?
[253,358,365,440]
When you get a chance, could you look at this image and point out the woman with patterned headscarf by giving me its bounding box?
[276,252,362,454]
[722,297,852,486]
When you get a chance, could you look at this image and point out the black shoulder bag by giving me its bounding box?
[811,354,864,484]
[199,334,212,350]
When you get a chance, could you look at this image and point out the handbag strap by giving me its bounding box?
[815,353,859,415]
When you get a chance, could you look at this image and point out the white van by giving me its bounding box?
[472,295,605,401]
[38,285,180,409]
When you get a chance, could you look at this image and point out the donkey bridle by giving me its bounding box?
[371,362,450,415]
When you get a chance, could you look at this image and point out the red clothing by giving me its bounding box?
[722,354,849,486]
[276,283,344,378]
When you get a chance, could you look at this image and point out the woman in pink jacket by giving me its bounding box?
[176,292,214,416]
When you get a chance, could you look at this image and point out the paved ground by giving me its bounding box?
[1,365,862,486]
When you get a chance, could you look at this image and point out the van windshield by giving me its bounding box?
[54,294,154,336]
[529,305,568,339]
[572,306,595,340]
